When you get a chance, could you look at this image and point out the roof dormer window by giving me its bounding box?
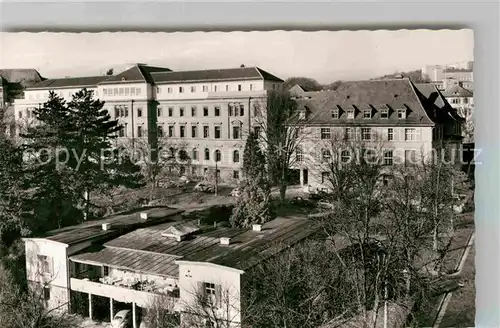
[161,222,200,242]
[347,109,355,119]
[331,109,339,119]
[363,109,372,119]
[380,108,389,119]
[121,77,126,81]
[397,109,407,119]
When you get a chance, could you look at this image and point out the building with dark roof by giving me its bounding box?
[441,85,474,143]
[13,63,284,182]
[23,206,319,328]
[289,78,464,190]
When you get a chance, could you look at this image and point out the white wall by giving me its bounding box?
[24,239,70,311]
[177,262,242,327]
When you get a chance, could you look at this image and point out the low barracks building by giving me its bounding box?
[289,78,464,190]
[13,64,284,182]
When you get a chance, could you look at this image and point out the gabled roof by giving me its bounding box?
[100,64,172,85]
[27,76,110,90]
[161,221,200,237]
[414,83,465,123]
[151,66,283,84]
[295,79,435,126]
[288,84,310,97]
[441,85,473,98]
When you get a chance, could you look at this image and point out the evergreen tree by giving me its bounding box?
[230,132,275,228]
[20,92,82,231]
[65,89,144,219]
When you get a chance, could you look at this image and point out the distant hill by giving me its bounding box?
[372,69,431,83]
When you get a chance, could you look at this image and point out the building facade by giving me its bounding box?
[289,79,464,191]
[442,85,474,143]
[13,64,284,181]
[23,207,319,328]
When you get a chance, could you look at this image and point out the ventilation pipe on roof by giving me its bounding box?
[252,224,262,232]
[140,212,149,220]
[220,237,231,245]
[102,223,111,231]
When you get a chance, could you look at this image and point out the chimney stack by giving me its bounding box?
[220,237,231,245]
[102,223,111,231]
[252,224,262,232]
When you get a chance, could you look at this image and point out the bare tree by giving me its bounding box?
[142,294,180,328]
[254,90,314,201]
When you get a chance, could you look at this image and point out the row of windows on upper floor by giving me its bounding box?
[120,123,248,140]
[318,127,423,142]
[311,107,410,120]
[113,103,250,118]
[448,97,472,105]
[159,147,243,165]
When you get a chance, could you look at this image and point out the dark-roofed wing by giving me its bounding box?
[152,67,281,84]
[28,76,111,89]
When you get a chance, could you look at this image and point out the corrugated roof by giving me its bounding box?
[44,207,184,245]
[104,217,319,272]
[70,247,179,278]
[28,76,110,90]
[441,85,473,97]
[151,67,283,84]
[296,79,435,126]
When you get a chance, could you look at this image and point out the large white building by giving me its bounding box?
[23,206,318,328]
[13,64,284,182]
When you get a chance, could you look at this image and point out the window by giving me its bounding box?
[204,168,208,175]
[233,150,240,163]
[137,126,143,138]
[215,150,222,162]
[296,147,303,162]
[405,150,417,165]
[250,84,254,91]
[203,106,209,116]
[405,128,417,141]
[131,88,135,96]
[119,125,125,137]
[214,126,221,139]
[103,89,108,96]
[299,110,306,120]
[43,287,51,301]
[119,88,124,95]
[229,104,234,116]
[233,126,240,139]
[331,110,339,119]
[361,128,372,141]
[387,128,394,141]
[347,109,355,119]
[136,88,141,95]
[203,85,208,92]
[341,150,351,163]
[397,109,406,119]
[168,126,174,137]
[321,172,329,184]
[203,126,209,138]
[103,266,109,276]
[320,128,331,140]
[383,150,393,166]
[214,106,220,117]
[37,255,52,275]
[239,104,245,116]
[18,111,23,118]
[124,88,129,96]
[180,166,186,175]
[214,86,218,92]
[322,149,332,162]
[191,86,196,93]
[167,87,172,93]
[345,128,353,140]
[156,87,160,94]
[225,85,229,92]
[382,175,391,187]
[238,84,242,91]
[192,148,198,160]
[179,86,184,93]
[204,282,216,296]
[380,109,389,119]
[180,126,185,138]
[191,126,197,138]
[233,170,240,179]
[158,125,164,138]
[254,126,261,136]
[180,107,185,117]
[191,106,197,116]
[363,110,372,119]
[156,107,160,117]
[204,149,210,160]
[113,88,118,96]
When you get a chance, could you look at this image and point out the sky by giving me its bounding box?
[0,30,473,84]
